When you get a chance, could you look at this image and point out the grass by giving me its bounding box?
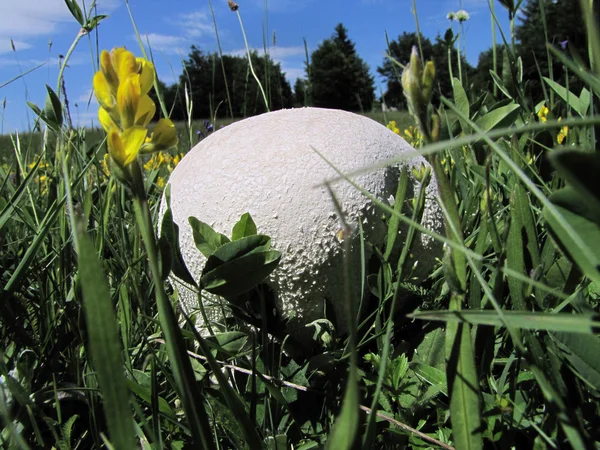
[1,1,600,449]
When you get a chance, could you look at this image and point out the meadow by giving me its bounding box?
[1,1,600,449]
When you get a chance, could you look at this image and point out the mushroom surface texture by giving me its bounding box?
[161,107,442,335]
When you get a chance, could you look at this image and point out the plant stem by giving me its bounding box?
[411,0,425,63]
[131,182,215,450]
[236,11,270,112]
[56,29,87,100]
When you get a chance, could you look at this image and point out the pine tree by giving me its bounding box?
[309,23,375,112]
[165,46,293,120]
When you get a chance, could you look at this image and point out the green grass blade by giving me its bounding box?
[410,310,600,333]
[445,296,482,450]
[325,355,360,450]
[75,224,136,449]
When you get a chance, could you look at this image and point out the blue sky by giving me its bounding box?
[0,0,511,132]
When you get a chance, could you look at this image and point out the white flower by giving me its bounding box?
[447,12,457,21]
[456,9,470,22]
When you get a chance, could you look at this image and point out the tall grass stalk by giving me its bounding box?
[235,10,270,112]
[207,0,234,119]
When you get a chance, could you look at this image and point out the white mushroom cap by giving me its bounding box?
[162,107,442,334]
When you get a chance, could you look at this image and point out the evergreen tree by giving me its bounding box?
[293,78,308,107]
[164,45,293,120]
[471,45,505,94]
[309,23,375,112]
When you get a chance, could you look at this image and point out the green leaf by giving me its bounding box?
[507,184,528,310]
[543,77,587,117]
[188,216,230,258]
[452,77,470,133]
[552,332,600,391]
[412,363,447,396]
[27,101,42,117]
[383,166,409,261]
[126,379,176,420]
[43,84,63,131]
[489,70,513,99]
[544,202,600,286]
[445,307,483,450]
[84,15,108,32]
[548,150,600,225]
[231,212,257,241]
[64,0,84,25]
[75,227,136,449]
[205,234,272,269]
[474,103,520,133]
[410,310,600,334]
[325,364,359,450]
[206,332,248,354]
[516,56,523,84]
[201,250,281,297]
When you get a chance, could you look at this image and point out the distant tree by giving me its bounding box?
[378,30,472,108]
[309,23,375,112]
[167,45,293,120]
[293,78,309,107]
[515,0,598,104]
[471,45,505,94]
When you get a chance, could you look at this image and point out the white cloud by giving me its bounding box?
[174,11,215,38]
[140,10,216,57]
[0,0,118,53]
[281,66,305,83]
[246,0,315,13]
[143,33,188,55]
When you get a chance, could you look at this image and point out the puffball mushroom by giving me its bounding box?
[162,107,442,335]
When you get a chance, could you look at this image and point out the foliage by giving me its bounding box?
[515,0,599,104]
[309,23,375,112]
[163,46,293,121]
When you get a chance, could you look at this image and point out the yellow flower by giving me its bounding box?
[117,75,142,129]
[107,126,148,168]
[94,47,163,170]
[557,124,568,144]
[98,107,119,133]
[386,120,400,135]
[156,177,166,188]
[403,125,424,147]
[141,119,178,153]
[537,104,549,123]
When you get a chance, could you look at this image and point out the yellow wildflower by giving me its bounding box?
[386,120,400,135]
[537,104,549,123]
[557,119,568,144]
[141,119,179,154]
[156,177,166,188]
[403,125,424,148]
[107,126,148,168]
[93,47,177,172]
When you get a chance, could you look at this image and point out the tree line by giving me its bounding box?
[153,0,595,121]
